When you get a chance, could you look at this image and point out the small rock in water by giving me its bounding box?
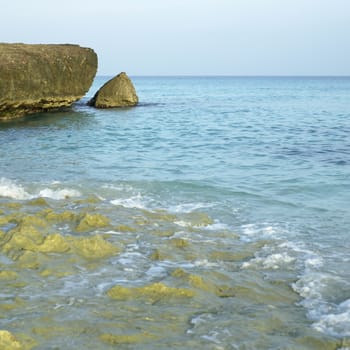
[88,72,138,108]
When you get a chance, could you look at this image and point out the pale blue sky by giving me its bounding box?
[2,0,350,75]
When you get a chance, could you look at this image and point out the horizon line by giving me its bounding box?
[96,74,350,78]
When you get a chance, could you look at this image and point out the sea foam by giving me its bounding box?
[242,252,296,270]
[38,188,81,200]
[111,193,150,209]
[0,177,32,200]
[0,178,81,201]
[313,299,350,337]
[293,270,350,337]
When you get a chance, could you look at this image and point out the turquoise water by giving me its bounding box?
[0,76,350,349]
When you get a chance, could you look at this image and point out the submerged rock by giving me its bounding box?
[0,270,18,280]
[172,269,236,297]
[100,332,157,345]
[75,213,110,232]
[107,282,195,303]
[0,43,97,120]
[70,235,119,260]
[0,210,118,262]
[39,234,70,253]
[88,72,138,108]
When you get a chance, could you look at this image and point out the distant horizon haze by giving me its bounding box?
[1,0,350,76]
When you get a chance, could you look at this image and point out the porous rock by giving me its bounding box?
[0,43,97,120]
[88,72,138,108]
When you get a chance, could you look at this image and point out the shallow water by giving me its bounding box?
[0,76,350,349]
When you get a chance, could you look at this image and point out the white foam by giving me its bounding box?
[193,259,219,267]
[293,269,350,338]
[304,256,324,269]
[313,299,350,337]
[145,265,168,279]
[242,252,295,270]
[0,178,82,201]
[174,220,191,227]
[174,220,228,231]
[38,188,81,200]
[168,202,213,213]
[263,253,296,268]
[111,193,147,209]
[0,177,32,200]
[102,183,134,192]
[240,223,281,241]
[239,228,350,337]
[202,222,230,231]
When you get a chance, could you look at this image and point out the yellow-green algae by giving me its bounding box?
[0,216,11,226]
[113,224,137,232]
[178,212,214,227]
[0,330,36,350]
[18,215,48,228]
[41,209,111,234]
[15,251,41,270]
[31,322,96,340]
[295,335,347,350]
[151,229,175,237]
[3,203,22,210]
[75,213,110,232]
[169,237,189,248]
[0,298,26,314]
[107,282,195,303]
[150,249,170,261]
[0,208,119,264]
[26,198,49,207]
[39,268,72,278]
[38,233,70,253]
[32,326,68,338]
[100,332,157,345]
[43,209,77,224]
[2,225,46,258]
[0,270,18,280]
[74,195,101,205]
[210,249,256,262]
[30,318,97,341]
[0,330,22,350]
[231,274,299,304]
[142,209,177,222]
[69,235,119,259]
[1,198,340,349]
[172,269,235,297]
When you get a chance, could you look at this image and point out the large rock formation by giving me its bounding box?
[88,72,138,108]
[0,43,97,120]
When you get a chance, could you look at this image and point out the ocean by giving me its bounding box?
[0,76,349,349]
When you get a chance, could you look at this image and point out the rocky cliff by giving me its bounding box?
[0,43,97,120]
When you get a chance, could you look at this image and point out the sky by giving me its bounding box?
[1,0,350,76]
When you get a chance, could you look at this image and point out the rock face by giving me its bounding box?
[0,43,97,120]
[88,72,138,108]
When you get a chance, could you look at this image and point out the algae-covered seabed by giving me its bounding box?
[0,194,347,350]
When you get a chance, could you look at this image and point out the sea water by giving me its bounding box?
[0,76,349,349]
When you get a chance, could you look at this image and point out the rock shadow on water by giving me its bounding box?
[0,107,97,130]
[136,102,163,108]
